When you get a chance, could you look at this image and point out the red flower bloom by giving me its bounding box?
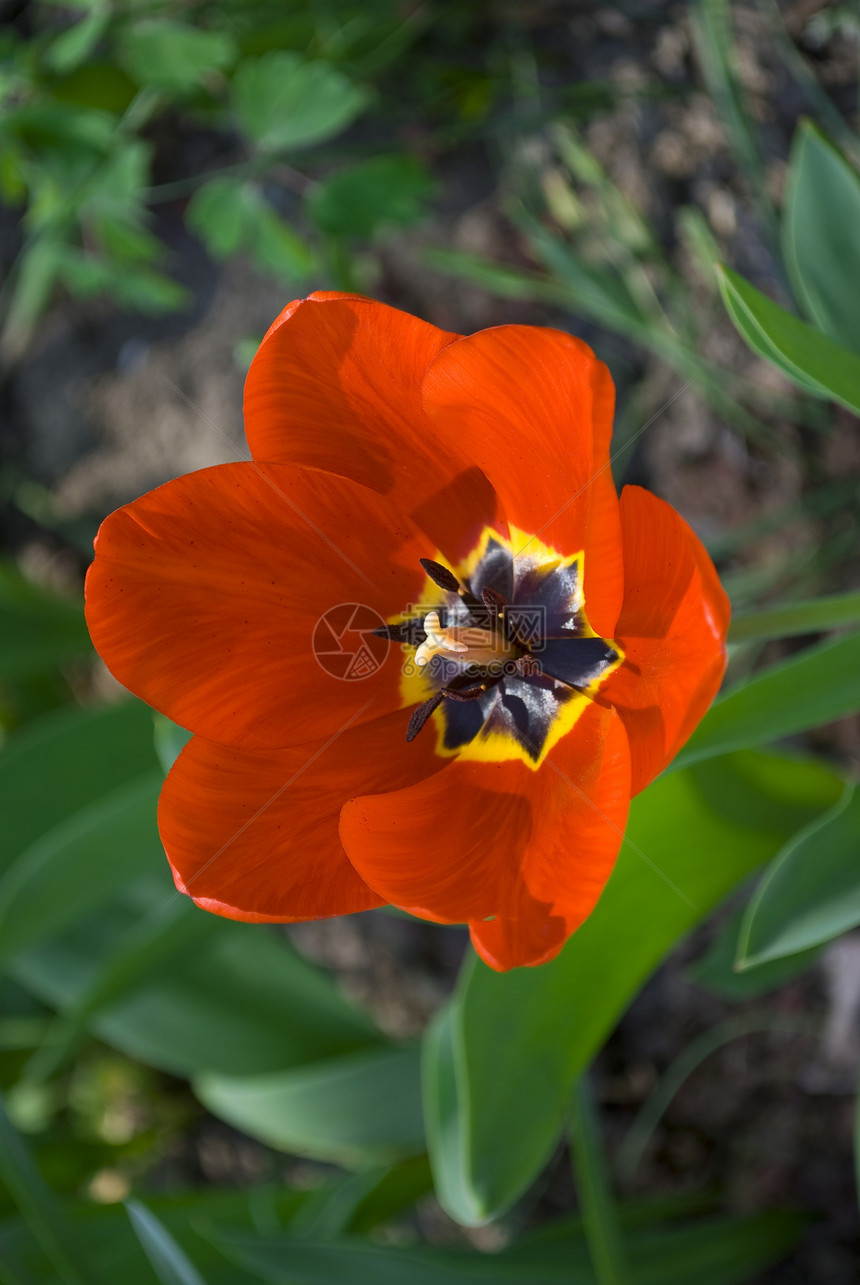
[85,293,729,970]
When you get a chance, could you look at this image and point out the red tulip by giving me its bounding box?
[86,294,729,970]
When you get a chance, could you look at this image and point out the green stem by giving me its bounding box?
[569,1076,631,1285]
[617,1015,816,1181]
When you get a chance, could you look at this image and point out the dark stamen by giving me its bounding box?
[442,684,486,702]
[481,586,507,612]
[406,693,443,742]
[419,558,460,593]
[372,619,427,645]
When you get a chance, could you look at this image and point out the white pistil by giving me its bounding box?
[414,610,515,669]
[414,611,468,667]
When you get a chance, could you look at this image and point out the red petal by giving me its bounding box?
[244,295,502,560]
[160,708,445,922]
[601,486,730,793]
[86,463,427,749]
[420,325,624,636]
[339,703,631,969]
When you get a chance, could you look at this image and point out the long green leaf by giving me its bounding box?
[126,1201,208,1285]
[0,1093,91,1285]
[739,786,860,966]
[728,591,860,642]
[569,1077,631,1285]
[718,265,860,412]
[783,120,860,353]
[675,631,860,769]
[0,700,158,876]
[0,562,91,681]
[0,773,163,968]
[204,1210,801,1285]
[196,1044,424,1165]
[424,750,840,1223]
[12,893,382,1078]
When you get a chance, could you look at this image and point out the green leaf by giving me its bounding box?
[423,1008,479,1222]
[0,1092,91,1285]
[232,52,367,153]
[729,590,860,643]
[196,1044,425,1165]
[739,786,860,966]
[0,700,158,875]
[119,21,236,91]
[126,1201,208,1285]
[0,561,91,681]
[186,178,314,280]
[13,895,382,1078]
[568,1077,631,1284]
[688,903,819,1001]
[185,177,255,260]
[424,750,840,1223]
[22,897,215,1082]
[717,264,860,413]
[111,265,189,314]
[676,631,860,769]
[204,1210,802,1285]
[45,7,110,75]
[153,714,192,775]
[250,204,315,281]
[0,773,163,968]
[307,155,435,239]
[783,121,860,352]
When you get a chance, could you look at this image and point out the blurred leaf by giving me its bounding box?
[347,1155,433,1234]
[568,1077,630,1284]
[676,631,860,769]
[22,897,214,1082]
[186,176,253,259]
[119,21,236,91]
[0,1093,90,1285]
[2,237,66,354]
[425,247,564,301]
[205,1209,802,1284]
[424,750,840,1223]
[422,1008,476,1222]
[308,155,434,238]
[688,904,819,1001]
[691,0,777,253]
[196,1044,424,1165]
[718,265,860,413]
[110,264,189,314]
[0,700,158,874]
[0,561,91,681]
[783,121,860,352]
[729,590,860,643]
[44,6,109,75]
[232,52,367,153]
[739,786,860,966]
[0,1182,302,1284]
[126,1201,207,1285]
[153,715,192,775]
[250,204,315,281]
[48,62,137,114]
[0,773,163,968]
[13,893,383,1078]
[187,177,314,281]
